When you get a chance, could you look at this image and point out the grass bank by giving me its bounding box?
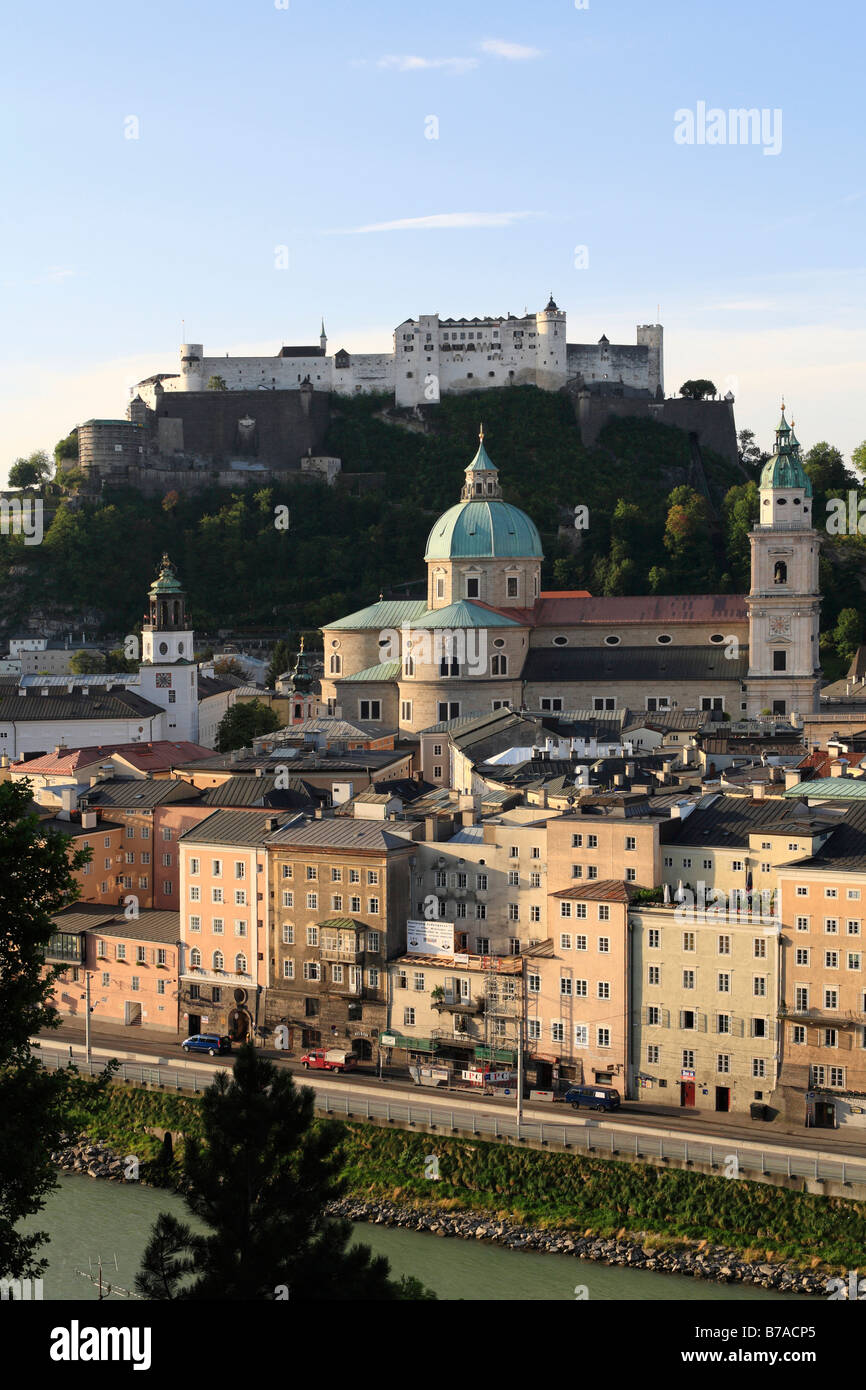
[67,1080,866,1271]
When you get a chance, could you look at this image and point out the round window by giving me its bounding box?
[777,497,787,505]
[709,634,725,644]
[493,638,505,648]
[604,635,620,646]
[159,641,168,655]
[553,635,568,646]
[657,634,672,645]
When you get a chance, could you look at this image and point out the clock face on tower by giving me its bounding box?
[768,615,792,639]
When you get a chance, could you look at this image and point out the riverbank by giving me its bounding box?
[50,1134,833,1298]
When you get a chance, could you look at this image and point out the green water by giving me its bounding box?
[28,1173,811,1302]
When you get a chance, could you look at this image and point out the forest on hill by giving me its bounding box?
[2,387,864,674]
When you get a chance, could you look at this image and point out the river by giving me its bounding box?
[25,1173,811,1302]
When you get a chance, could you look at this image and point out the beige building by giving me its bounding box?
[547,796,665,893]
[524,880,631,1092]
[415,806,564,957]
[629,903,780,1114]
[385,951,523,1074]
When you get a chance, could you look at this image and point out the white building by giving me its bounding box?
[133,298,663,410]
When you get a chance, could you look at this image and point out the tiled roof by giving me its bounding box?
[179,809,299,846]
[661,793,847,848]
[533,594,748,626]
[550,880,634,903]
[80,778,201,809]
[523,646,749,683]
[51,905,180,943]
[266,818,417,851]
[789,802,866,871]
[0,690,164,721]
[197,774,319,808]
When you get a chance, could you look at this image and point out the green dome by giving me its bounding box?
[760,451,812,497]
[425,500,544,560]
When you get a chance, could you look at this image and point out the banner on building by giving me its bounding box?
[406,919,455,957]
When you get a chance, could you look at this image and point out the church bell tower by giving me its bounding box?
[139,554,199,741]
[745,407,821,718]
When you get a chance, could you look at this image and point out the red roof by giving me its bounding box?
[550,880,634,903]
[797,749,866,778]
[12,741,212,776]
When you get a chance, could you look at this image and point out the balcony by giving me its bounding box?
[779,1004,864,1030]
[321,947,364,963]
[46,932,85,965]
[431,994,482,1015]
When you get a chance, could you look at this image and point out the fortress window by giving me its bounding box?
[709,634,725,644]
[604,635,620,646]
[657,634,672,645]
[553,636,568,646]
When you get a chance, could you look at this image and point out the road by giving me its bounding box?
[35,1018,866,1163]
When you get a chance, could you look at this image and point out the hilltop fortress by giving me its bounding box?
[69,297,736,486]
[132,297,664,410]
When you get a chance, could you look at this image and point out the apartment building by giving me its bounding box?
[776,852,866,1128]
[385,951,523,1073]
[629,903,780,1115]
[265,816,417,1061]
[415,807,563,956]
[47,905,181,1033]
[524,881,631,1091]
[79,777,207,908]
[178,811,294,1042]
[546,795,665,894]
[39,810,126,906]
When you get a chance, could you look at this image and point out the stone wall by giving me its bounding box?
[574,392,739,465]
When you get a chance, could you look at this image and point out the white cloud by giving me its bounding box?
[377,54,478,74]
[332,211,544,234]
[480,39,543,60]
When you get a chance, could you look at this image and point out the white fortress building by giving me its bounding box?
[134,298,663,410]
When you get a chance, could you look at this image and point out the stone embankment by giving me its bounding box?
[51,1137,831,1297]
[329,1197,832,1298]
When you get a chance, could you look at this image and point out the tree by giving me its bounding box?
[135,1044,433,1300]
[851,441,866,478]
[107,647,139,674]
[216,699,281,752]
[206,376,228,391]
[53,432,79,468]
[266,640,290,688]
[69,649,107,674]
[737,429,766,473]
[833,608,863,665]
[213,656,247,680]
[0,781,90,1280]
[8,451,52,489]
[679,379,717,401]
[803,442,855,497]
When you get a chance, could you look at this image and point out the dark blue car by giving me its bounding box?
[182,1033,232,1056]
[565,1083,621,1112]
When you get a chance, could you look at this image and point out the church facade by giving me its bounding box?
[320,412,821,733]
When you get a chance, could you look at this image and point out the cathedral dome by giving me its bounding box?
[424,431,544,560]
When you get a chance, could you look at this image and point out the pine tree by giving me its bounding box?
[0,780,90,1279]
[136,1044,434,1300]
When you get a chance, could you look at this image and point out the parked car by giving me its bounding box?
[564,1083,621,1112]
[300,1048,358,1073]
[182,1033,232,1056]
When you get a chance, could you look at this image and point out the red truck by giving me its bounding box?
[300,1047,359,1074]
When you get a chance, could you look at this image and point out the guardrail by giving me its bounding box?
[37,1050,866,1190]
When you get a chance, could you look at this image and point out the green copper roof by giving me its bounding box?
[325,599,429,631]
[148,554,184,595]
[421,600,521,628]
[425,500,543,560]
[760,450,813,496]
[760,406,812,496]
[340,660,401,682]
[466,435,497,472]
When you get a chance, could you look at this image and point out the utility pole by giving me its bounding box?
[516,953,525,1127]
[85,970,92,1066]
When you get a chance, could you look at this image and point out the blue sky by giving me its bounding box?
[3,0,864,475]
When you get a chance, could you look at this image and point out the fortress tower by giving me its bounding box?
[535,293,567,391]
[635,324,664,396]
[178,343,204,392]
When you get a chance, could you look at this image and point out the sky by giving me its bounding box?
[2,0,865,479]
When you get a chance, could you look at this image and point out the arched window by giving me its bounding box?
[329,654,341,675]
[213,950,224,970]
[491,654,508,675]
[235,953,247,975]
[404,656,415,676]
[774,561,788,584]
[190,948,201,968]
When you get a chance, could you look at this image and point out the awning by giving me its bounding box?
[378,1031,438,1052]
[475,1045,517,1064]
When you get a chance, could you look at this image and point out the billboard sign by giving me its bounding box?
[406,919,455,957]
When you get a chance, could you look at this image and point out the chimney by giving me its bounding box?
[265,816,279,831]
[81,809,97,829]
[255,767,264,778]
[830,759,848,778]
[751,783,766,801]
[785,770,802,791]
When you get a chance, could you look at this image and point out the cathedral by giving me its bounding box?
[320,411,821,732]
